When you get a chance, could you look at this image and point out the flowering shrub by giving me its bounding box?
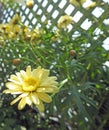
[0,0,109,130]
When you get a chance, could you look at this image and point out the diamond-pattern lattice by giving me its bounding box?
[0,1,109,86]
[1,0,109,32]
[0,0,109,51]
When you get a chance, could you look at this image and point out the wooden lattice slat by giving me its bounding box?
[1,0,108,32]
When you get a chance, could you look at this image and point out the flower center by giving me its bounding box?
[22,77,39,92]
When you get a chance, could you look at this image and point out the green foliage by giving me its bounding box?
[0,1,109,130]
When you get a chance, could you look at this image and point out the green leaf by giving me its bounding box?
[80,93,97,108]
[72,86,92,122]
[80,82,95,90]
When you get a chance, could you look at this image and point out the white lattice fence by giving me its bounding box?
[1,0,109,33]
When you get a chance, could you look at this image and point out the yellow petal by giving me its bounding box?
[37,86,59,93]
[26,95,32,105]
[9,75,21,85]
[10,91,24,94]
[36,100,44,112]
[6,82,22,90]
[3,89,23,94]
[38,93,52,103]
[10,74,20,81]
[20,92,29,97]
[32,67,49,81]
[32,66,43,79]
[10,96,22,105]
[3,89,13,94]
[26,66,32,76]
[18,97,26,110]
[39,69,50,81]
[20,70,26,79]
[16,72,23,83]
[40,76,57,86]
[30,92,40,104]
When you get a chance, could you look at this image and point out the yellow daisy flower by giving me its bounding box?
[13,25,22,35]
[3,66,59,112]
[58,15,73,28]
[85,2,96,10]
[26,0,34,8]
[69,0,86,6]
[9,14,21,25]
[0,24,11,33]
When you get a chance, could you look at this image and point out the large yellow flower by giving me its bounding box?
[3,66,59,112]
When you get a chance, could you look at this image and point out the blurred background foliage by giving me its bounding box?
[0,0,109,130]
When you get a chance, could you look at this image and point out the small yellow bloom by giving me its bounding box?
[31,29,41,39]
[26,0,34,8]
[85,2,96,10]
[58,15,73,28]
[0,24,11,33]
[51,29,61,41]
[30,29,45,44]
[13,25,22,35]
[8,32,15,38]
[3,66,59,112]
[9,14,21,25]
[24,27,30,34]
[69,0,86,6]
